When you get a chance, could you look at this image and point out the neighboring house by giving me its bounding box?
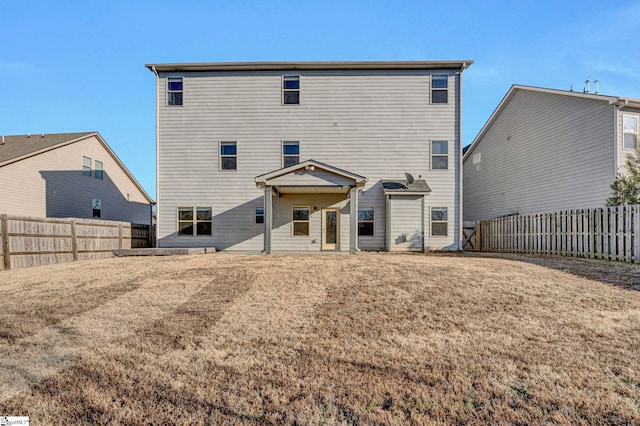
[463,85,640,222]
[146,60,472,253]
[0,132,154,224]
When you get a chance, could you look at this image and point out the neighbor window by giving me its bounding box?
[94,160,104,179]
[292,206,310,236]
[178,207,213,236]
[283,76,300,105]
[283,141,300,167]
[92,199,102,218]
[431,207,448,237]
[255,207,265,224]
[623,116,638,150]
[431,141,449,170]
[358,207,375,236]
[220,142,237,170]
[431,74,448,104]
[167,77,183,106]
[82,156,92,176]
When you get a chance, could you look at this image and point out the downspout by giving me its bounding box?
[613,99,629,177]
[151,66,160,247]
[458,63,466,251]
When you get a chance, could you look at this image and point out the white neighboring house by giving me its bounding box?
[147,60,473,253]
[0,132,154,224]
[463,85,640,222]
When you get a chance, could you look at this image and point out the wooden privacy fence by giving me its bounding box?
[479,205,640,263]
[0,215,133,270]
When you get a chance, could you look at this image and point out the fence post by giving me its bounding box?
[118,224,123,250]
[1,215,10,270]
[71,219,78,261]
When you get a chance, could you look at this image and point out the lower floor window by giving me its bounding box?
[178,207,213,236]
[431,207,448,236]
[255,207,265,224]
[292,206,310,236]
[358,207,374,236]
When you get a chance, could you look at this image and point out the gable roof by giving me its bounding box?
[146,60,473,73]
[463,85,640,162]
[0,131,154,204]
[255,159,367,190]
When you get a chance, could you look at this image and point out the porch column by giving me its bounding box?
[264,186,273,254]
[349,187,358,254]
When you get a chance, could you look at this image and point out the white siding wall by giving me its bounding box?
[0,136,151,224]
[157,69,461,250]
[463,90,615,222]
[388,195,423,251]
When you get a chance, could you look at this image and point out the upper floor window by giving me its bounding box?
[220,142,237,170]
[167,77,183,106]
[623,116,638,150]
[283,141,300,167]
[283,76,300,105]
[82,156,92,176]
[94,160,104,179]
[431,141,449,170]
[431,74,448,104]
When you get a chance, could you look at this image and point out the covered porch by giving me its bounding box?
[255,160,367,254]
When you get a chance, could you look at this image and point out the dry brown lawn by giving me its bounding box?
[0,252,639,425]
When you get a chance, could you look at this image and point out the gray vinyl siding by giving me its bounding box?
[463,89,616,222]
[0,136,151,224]
[157,69,461,250]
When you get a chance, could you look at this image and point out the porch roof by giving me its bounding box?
[255,160,367,194]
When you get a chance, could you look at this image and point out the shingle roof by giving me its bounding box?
[382,179,432,194]
[0,132,94,164]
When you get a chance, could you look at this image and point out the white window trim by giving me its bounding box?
[430,140,449,171]
[282,140,300,168]
[430,74,449,105]
[82,156,92,176]
[623,115,639,150]
[357,206,375,237]
[219,141,238,171]
[291,206,310,237]
[177,206,213,237]
[94,160,104,180]
[282,75,300,106]
[430,207,449,238]
[167,77,184,107]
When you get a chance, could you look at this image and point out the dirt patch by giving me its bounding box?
[0,253,638,424]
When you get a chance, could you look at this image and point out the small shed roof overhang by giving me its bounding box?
[255,160,367,194]
[382,179,432,196]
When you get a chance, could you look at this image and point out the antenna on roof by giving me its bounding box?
[585,79,590,93]
[27,132,31,138]
[1,136,4,145]
[40,133,44,138]
[594,79,599,94]
[570,85,573,92]
[405,172,415,185]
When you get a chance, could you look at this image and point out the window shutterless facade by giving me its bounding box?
[178,207,213,236]
[82,156,92,176]
[431,74,448,104]
[358,207,375,236]
[283,76,300,105]
[255,207,265,224]
[431,141,449,170]
[292,206,310,236]
[623,115,638,150]
[220,141,237,170]
[94,160,104,179]
[282,141,300,167]
[431,207,448,237]
[167,77,183,106]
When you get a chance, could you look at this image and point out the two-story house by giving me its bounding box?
[147,61,472,253]
[463,85,640,222]
[0,132,154,224]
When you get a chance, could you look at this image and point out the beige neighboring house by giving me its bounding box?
[0,132,154,224]
[463,85,640,222]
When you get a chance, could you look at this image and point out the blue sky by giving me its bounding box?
[2,0,640,199]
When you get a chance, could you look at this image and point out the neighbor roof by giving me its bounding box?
[0,131,154,204]
[463,85,640,162]
[146,60,473,73]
